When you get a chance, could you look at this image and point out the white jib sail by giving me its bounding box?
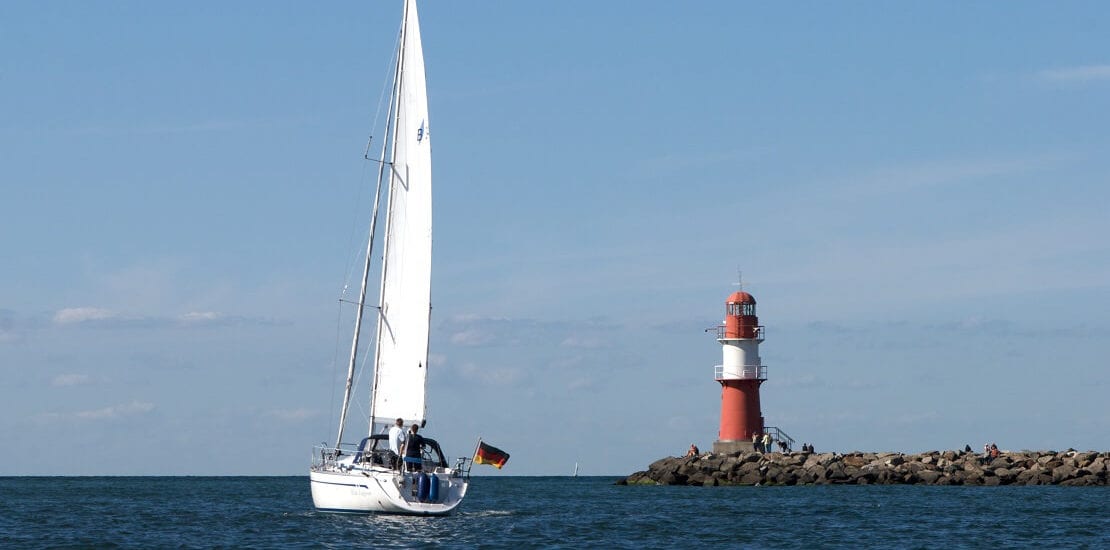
[372,0,432,426]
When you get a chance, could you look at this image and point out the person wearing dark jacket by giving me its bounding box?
[402,424,425,472]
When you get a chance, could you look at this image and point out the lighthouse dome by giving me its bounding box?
[726,291,756,305]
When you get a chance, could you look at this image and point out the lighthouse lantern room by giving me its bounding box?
[712,290,768,454]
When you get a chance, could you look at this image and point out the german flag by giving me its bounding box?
[473,441,510,469]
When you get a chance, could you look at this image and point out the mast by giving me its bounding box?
[369,0,412,432]
[332,3,407,450]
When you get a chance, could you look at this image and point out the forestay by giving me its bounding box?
[372,0,432,426]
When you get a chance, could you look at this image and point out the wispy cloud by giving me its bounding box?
[77,401,155,420]
[560,335,608,349]
[1038,64,1110,83]
[566,376,595,391]
[51,373,91,387]
[443,314,618,348]
[62,116,317,137]
[449,327,497,346]
[265,408,319,421]
[845,155,1068,197]
[180,311,222,322]
[53,307,118,325]
[633,147,773,177]
[38,401,157,422]
[50,307,277,329]
[450,361,525,386]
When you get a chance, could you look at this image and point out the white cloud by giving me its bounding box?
[51,373,91,387]
[449,328,495,346]
[74,401,155,420]
[265,408,319,421]
[566,377,594,391]
[843,155,1065,197]
[549,356,585,370]
[53,307,116,325]
[180,311,222,322]
[560,335,607,349]
[1038,64,1110,83]
[455,362,524,386]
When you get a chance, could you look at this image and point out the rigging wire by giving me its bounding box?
[330,22,405,447]
[339,37,403,300]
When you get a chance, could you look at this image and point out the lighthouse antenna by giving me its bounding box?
[734,269,744,290]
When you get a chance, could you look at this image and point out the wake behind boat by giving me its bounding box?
[309,0,469,516]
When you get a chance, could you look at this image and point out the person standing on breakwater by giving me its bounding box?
[752,433,761,453]
[762,433,773,454]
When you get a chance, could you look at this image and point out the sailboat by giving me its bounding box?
[309,0,469,515]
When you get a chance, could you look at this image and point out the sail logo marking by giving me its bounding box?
[417,120,426,143]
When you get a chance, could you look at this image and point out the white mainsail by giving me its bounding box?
[371,0,432,426]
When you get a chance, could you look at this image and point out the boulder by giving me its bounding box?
[825,462,851,483]
[1075,452,1098,467]
[918,470,941,484]
[810,465,827,480]
[1087,458,1106,475]
[648,457,678,471]
[852,467,879,484]
[685,470,708,486]
[963,470,983,485]
[842,455,868,468]
[738,471,762,485]
[994,468,1017,484]
[1061,475,1100,487]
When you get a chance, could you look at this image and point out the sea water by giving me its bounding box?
[1,476,1106,548]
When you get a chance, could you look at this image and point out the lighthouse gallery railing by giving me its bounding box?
[714,364,768,381]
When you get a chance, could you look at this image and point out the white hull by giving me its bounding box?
[310,465,468,516]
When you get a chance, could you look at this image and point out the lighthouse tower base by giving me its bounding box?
[713,440,756,455]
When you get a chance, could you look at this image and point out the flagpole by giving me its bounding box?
[472,437,483,461]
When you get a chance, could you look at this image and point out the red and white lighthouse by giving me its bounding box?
[712,291,767,454]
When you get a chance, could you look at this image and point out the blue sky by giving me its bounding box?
[2,1,1108,475]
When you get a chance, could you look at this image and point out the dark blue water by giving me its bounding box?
[1,477,1106,548]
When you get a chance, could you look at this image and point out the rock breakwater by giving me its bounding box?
[619,450,1108,486]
